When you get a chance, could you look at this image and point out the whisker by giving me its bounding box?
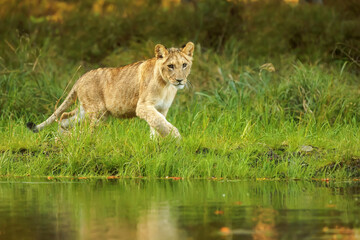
[186,80,193,90]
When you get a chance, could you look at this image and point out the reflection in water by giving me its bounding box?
[80,217,137,240]
[80,204,185,240]
[0,179,359,240]
[137,204,186,240]
[252,208,278,240]
[322,225,358,240]
[0,182,77,240]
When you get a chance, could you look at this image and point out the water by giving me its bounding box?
[0,178,359,240]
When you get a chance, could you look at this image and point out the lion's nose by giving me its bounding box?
[176,79,183,83]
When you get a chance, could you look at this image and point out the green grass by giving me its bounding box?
[1,41,359,179]
[1,0,360,179]
[1,58,360,179]
[1,105,359,179]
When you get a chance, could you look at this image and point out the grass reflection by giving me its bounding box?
[0,179,359,240]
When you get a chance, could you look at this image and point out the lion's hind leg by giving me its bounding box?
[87,110,108,131]
[58,105,86,130]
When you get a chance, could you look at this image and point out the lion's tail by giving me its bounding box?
[26,88,77,133]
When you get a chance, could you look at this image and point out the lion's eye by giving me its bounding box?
[183,63,187,68]
[168,64,174,69]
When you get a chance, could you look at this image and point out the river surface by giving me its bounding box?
[0,178,359,240]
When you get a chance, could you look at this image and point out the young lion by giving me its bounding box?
[27,42,195,139]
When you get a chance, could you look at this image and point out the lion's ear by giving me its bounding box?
[155,44,168,59]
[182,42,194,57]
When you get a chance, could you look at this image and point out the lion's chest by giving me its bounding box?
[155,88,177,112]
[155,99,172,112]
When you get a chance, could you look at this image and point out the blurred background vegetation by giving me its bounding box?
[0,0,359,121]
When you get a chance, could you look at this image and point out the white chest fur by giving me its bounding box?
[155,85,177,112]
[155,98,173,112]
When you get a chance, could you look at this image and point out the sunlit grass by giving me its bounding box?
[1,43,360,179]
[1,90,359,179]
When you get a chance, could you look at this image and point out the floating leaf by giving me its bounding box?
[220,227,231,235]
[326,204,336,208]
[107,176,120,179]
[214,210,224,215]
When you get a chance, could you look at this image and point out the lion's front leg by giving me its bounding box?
[149,127,160,140]
[136,105,181,139]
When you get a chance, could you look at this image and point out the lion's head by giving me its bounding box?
[155,42,194,90]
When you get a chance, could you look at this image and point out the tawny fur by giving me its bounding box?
[27,42,195,139]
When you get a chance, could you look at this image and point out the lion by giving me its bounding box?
[27,42,195,139]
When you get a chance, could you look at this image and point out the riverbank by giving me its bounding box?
[1,46,360,179]
[1,82,359,179]
[1,0,359,179]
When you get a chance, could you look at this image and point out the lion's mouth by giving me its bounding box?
[171,81,183,86]
[174,83,185,89]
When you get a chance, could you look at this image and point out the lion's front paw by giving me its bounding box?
[170,127,181,139]
[150,127,160,140]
